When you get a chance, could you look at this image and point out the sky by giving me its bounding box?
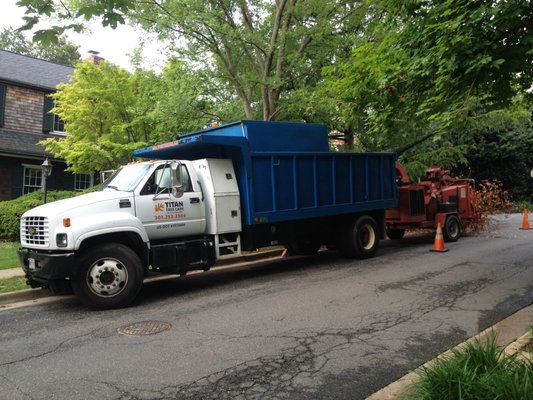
[0,0,167,71]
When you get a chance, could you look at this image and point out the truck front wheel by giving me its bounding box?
[339,216,379,259]
[72,243,144,309]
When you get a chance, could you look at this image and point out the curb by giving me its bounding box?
[365,303,533,399]
[0,248,285,306]
[0,287,52,305]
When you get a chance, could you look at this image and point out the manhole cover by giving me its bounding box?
[117,321,171,336]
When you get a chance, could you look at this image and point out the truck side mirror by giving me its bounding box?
[171,162,184,198]
[100,169,116,184]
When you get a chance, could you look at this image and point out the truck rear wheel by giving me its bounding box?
[443,215,461,242]
[339,216,379,259]
[72,243,144,310]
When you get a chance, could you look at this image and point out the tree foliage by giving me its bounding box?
[452,108,533,200]
[15,0,533,198]
[326,0,533,163]
[141,59,242,143]
[0,28,80,65]
[41,61,154,173]
[40,59,224,172]
[17,0,370,121]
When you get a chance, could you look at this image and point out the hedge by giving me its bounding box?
[0,190,80,241]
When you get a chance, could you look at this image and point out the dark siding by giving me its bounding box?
[4,157,73,200]
[10,160,24,199]
[0,158,12,200]
[0,83,5,127]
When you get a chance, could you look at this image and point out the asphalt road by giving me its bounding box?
[1,214,532,400]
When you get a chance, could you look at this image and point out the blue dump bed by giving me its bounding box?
[135,120,397,226]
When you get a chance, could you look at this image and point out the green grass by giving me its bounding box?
[404,333,533,400]
[0,276,29,294]
[0,241,20,270]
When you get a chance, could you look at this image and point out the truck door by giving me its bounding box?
[135,163,206,240]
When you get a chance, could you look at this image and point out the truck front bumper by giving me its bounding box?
[18,248,76,287]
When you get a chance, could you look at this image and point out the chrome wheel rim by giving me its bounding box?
[87,257,128,297]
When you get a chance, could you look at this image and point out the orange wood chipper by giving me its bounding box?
[385,164,481,242]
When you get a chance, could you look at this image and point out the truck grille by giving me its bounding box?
[21,217,49,246]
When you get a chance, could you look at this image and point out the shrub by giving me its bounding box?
[0,190,79,241]
[404,333,533,400]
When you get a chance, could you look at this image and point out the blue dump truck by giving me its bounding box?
[19,120,397,309]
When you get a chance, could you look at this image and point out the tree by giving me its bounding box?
[326,0,533,164]
[452,108,533,200]
[40,61,155,173]
[16,0,370,121]
[0,28,80,65]
[138,58,242,143]
[40,58,227,172]
[0,28,31,55]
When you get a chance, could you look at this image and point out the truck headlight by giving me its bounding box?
[56,234,68,247]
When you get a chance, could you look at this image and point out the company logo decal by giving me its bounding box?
[154,201,186,221]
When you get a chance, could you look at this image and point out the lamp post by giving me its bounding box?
[41,158,53,204]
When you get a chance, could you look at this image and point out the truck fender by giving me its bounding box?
[73,213,149,250]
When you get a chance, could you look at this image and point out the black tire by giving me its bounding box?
[339,215,380,259]
[72,243,144,310]
[443,215,461,242]
[288,238,321,256]
[386,228,405,240]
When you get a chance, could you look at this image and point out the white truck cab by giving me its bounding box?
[18,159,241,309]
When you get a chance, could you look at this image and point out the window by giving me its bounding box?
[100,164,151,192]
[74,174,93,191]
[179,164,192,192]
[53,114,65,133]
[23,165,42,194]
[43,96,66,134]
[142,165,172,195]
[141,164,193,196]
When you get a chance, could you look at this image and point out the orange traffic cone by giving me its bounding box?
[520,209,531,230]
[430,223,449,252]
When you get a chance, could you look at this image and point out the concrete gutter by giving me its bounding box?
[0,248,285,307]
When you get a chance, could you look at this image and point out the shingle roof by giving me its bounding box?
[0,50,74,91]
[0,129,54,157]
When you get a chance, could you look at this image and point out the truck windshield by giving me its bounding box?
[99,164,152,192]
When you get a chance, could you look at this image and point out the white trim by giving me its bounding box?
[22,163,42,169]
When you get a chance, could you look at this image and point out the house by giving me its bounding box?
[0,50,93,201]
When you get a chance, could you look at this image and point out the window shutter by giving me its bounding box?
[43,94,54,132]
[0,83,6,127]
